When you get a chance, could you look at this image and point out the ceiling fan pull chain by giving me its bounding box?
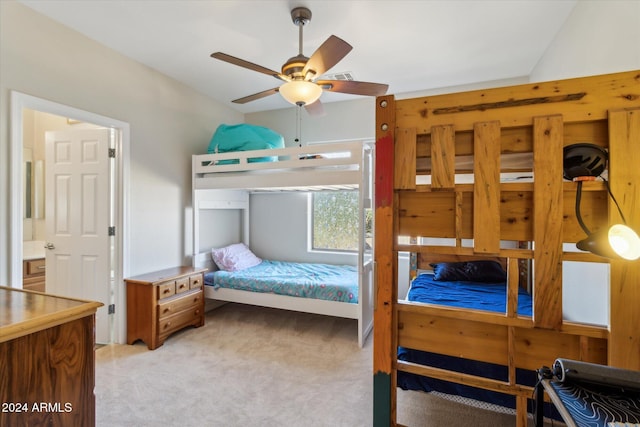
[295,105,302,147]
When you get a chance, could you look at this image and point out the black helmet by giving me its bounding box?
[562,143,608,180]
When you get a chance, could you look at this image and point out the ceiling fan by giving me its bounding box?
[211,6,388,115]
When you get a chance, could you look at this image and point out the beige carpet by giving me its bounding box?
[95,303,558,426]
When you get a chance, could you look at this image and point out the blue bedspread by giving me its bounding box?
[407,273,532,316]
[204,260,358,303]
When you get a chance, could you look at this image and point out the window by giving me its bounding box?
[311,191,360,251]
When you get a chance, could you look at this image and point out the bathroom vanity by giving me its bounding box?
[22,241,45,292]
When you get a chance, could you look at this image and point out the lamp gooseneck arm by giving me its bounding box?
[575,180,592,236]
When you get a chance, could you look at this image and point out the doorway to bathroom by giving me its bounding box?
[10,91,129,344]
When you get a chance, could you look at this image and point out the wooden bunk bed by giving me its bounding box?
[373,70,640,426]
[192,140,374,347]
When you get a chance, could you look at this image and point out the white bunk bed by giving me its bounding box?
[192,141,374,347]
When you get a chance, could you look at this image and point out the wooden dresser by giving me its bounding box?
[0,286,102,427]
[125,266,206,350]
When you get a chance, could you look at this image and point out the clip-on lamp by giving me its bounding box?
[563,143,640,261]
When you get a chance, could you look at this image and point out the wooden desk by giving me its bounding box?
[0,286,102,427]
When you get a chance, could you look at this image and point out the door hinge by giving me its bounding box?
[108,148,116,158]
[108,226,116,236]
[108,304,115,314]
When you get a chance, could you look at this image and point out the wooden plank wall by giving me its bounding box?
[430,125,455,190]
[373,70,640,427]
[374,95,397,425]
[394,128,416,190]
[532,115,564,330]
[608,108,640,369]
[473,121,501,254]
[394,71,640,131]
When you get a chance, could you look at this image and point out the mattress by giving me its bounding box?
[397,273,559,417]
[406,272,532,316]
[204,260,358,303]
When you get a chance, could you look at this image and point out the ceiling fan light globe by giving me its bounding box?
[279,80,322,106]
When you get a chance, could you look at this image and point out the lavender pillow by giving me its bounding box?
[211,243,262,272]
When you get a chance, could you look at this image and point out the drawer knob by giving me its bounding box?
[163,289,171,294]
[164,322,171,329]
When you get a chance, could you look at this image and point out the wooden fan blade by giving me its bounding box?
[316,80,389,96]
[304,99,325,117]
[211,52,289,82]
[232,87,280,104]
[302,35,352,80]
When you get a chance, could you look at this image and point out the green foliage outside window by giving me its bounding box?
[312,191,372,251]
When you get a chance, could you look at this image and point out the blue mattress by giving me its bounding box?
[398,273,558,416]
[204,260,358,303]
[406,273,532,316]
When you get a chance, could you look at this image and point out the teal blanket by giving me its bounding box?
[207,124,285,163]
[204,260,358,303]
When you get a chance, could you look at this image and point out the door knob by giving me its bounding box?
[44,242,55,250]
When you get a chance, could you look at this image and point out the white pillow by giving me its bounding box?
[211,243,262,272]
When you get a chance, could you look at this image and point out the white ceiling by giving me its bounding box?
[19,0,578,114]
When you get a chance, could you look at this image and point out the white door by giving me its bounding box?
[45,129,112,343]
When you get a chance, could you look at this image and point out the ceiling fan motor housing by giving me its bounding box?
[284,7,314,80]
[282,54,309,79]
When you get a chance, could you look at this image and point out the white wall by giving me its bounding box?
[0,2,243,285]
[530,0,640,81]
[246,97,376,147]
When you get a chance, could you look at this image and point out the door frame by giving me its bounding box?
[10,91,130,344]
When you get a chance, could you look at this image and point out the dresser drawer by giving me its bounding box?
[189,273,203,289]
[157,281,176,299]
[157,290,203,320]
[175,277,190,294]
[157,306,203,339]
